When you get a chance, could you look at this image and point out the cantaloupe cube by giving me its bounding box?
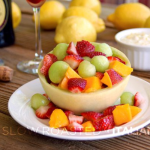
[84,76,102,93]
[101,72,112,88]
[113,104,132,126]
[130,106,142,117]
[109,61,133,77]
[82,121,95,132]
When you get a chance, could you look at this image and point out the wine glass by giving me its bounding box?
[17,0,46,74]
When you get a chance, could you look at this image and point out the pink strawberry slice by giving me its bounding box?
[64,110,74,118]
[107,69,123,85]
[86,51,106,58]
[67,42,78,55]
[103,105,117,116]
[68,114,84,124]
[63,55,83,69]
[68,78,87,93]
[96,72,104,80]
[93,115,115,131]
[35,105,50,119]
[45,102,57,118]
[81,111,103,122]
[134,92,144,107]
[76,40,95,57]
[47,53,57,63]
[107,56,125,64]
[67,122,83,132]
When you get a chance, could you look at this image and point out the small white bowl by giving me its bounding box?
[115,28,150,71]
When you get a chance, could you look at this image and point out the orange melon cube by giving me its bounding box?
[84,76,102,93]
[130,106,142,118]
[49,109,69,128]
[101,72,112,88]
[113,104,132,126]
[82,121,95,132]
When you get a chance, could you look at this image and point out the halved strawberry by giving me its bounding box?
[76,40,95,57]
[103,105,117,116]
[35,105,50,119]
[67,42,78,55]
[81,111,103,122]
[45,102,57,118]
[63,55,83,69]
[68,78,87,93]
[93,115,115,131]
[47,53,57,63]
[86,51,106,58]
[64,110,74,118]
[67,122,83,132]
[68,114,84,124]
[134,92,144,107]
[107,56,125,64]
[95,72,104,80]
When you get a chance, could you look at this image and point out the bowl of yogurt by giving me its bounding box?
[115,28,150,71]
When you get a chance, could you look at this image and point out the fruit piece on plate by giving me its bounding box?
[49,109,69,128]
[107,69,123,85]
[67,42,78,55]
[107,56,125,64]
[68,78,87,93]
[63,55,83,69]
[67,122,83,132]
[86,51,106,58]
[64,110,74,117]
[120,92,134,106]
[78,60,96,78]
[109,61,133,77]
[95,72,104,80]
[130,106,142,118]
[83,76,102,93]
[68,114,84,124]
[58,67,81,90]
[82,121,95,132]
[113,104,132,126]
[81,111,103,122]
[134,92,144,107]
[45,102,57,118]
[92,115,115,131]
[76,40,95,57]
[101,72,112,88]
[103,105,117,116]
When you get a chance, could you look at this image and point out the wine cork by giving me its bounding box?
[0,66,14,81]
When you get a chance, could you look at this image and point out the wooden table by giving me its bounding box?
[1,1,150,149]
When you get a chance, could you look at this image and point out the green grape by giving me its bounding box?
[31,93,49,110]
[120,92,134,106]
[49,61,69,84]
[92,42,112,57]
[83,56,91,62]
[53,43,68,60]
[78,60,96,78]
[91,56,109,72]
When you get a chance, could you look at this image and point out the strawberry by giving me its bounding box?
[107,69,123,85]
[47,53,57,63]
[45,102,57,118]
[93,115,115,131]
[86,51,106,58]
[68,114,84,124]
[81,111,103,122]
[95,72,104,80]
[63,55,83,69]
[134,92,144,107]
[64,110,74,118]
[35,105,50,119]
[67,122,83,132]
[107,56,125,64]
[103,105,117,116]
[68,78,87,93]
[67,42,78,55]
[76,40,95,57]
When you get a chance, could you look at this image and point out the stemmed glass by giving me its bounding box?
[17,0,46,74]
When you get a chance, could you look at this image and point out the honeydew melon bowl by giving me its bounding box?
[38,46,131,115]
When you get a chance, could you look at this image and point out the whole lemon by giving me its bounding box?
[12,2,21,28]
[40,1,66,30]
[69,0,101,16]
[107,3,150,30]
[55,16,97,43]
[144,16,150,27]
[62,6,105,33]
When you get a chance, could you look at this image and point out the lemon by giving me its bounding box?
[12,2,21,28]
[144,16,150,27]
[69,0,101,16]
[107,3,150,30]
[40,1,66,30]
[62,6,105,33]
[55,16,97,43]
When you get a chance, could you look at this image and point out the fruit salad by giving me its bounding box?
[40,40,133,93]
[30,91,144,132]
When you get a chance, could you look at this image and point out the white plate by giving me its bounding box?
[8,75,150,140]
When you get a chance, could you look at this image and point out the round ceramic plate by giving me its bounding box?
[8,75,150,140]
